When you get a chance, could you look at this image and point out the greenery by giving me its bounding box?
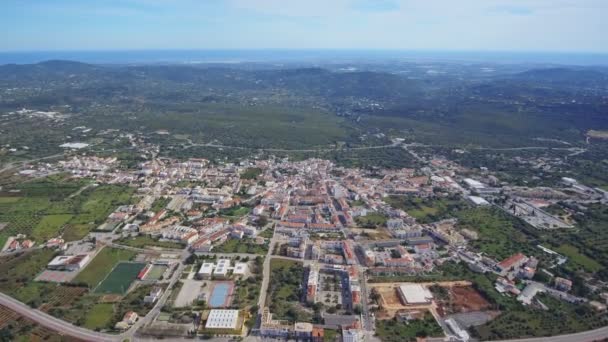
[84,303,115,330]
[115,235,185,250]
[213,238,268,255]
[0,176,134,245]
[73,247,137,288]
[474,294,608,340]
[240,167,262,180]
[267,259,310,322]
[375,313,444,342]
[0,249,56,300]
[150,197,171,213]
[385,195,468,224]
[456,207,537,260]
[355,212,388,228]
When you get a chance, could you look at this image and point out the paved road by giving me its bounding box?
[0,292,119,342]
[126,251,189,339]
[185,141,401,153]
[497,326,608,342]
[0,153,64,173]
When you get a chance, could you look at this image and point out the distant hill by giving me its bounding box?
[508,67,608,88]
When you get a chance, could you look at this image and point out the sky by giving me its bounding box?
[1,0,607,53]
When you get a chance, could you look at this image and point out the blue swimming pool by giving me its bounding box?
[209,283,233,307]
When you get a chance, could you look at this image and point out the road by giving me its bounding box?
[185,140,402,153]
[497,325,608,342]
[0,291,119,342]
[256,228,279,311]
[0,153,64,174]
[125,250,189,340]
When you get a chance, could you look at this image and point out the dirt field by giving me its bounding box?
[378,287,402,307]
[451,286,491,312]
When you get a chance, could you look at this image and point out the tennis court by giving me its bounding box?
[209,282,234,308]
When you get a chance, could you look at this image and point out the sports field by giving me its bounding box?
[144,265,168,281]
[94,262,146,294]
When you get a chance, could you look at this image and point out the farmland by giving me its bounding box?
[0,249,56,300]
[73,247,137,288]
[0,175,134,246]
[94,262,146,294]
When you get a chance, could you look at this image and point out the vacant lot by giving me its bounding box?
[0,249,56,301]
[95,262,146,294]
[213,238,268,254]
[74,247,136,288]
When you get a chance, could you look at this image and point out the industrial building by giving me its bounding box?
[397,284,434,305]
[205,309,241,331]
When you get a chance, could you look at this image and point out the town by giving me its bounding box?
[1,132,607,342]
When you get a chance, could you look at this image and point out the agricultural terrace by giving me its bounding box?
[73,247,137,288]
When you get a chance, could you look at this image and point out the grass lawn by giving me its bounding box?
[84,303,115,330]
[116,235,185,249]
[213,238,268,254]
[556,244,603,273]
[375,313,444,342]
[73,247,136,288]
[94,262,146,294]
[0,197,20,204]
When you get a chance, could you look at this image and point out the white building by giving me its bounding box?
[205,309,240,330]
[397,284,433,305]
[198,262,215,279]
[343,329,363,342]
[233,263,249,277]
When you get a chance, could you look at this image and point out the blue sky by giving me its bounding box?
[1,0,607,52]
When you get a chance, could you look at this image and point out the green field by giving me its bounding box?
[456,207,536,260]
[555,244,603,273]
[73,247,137,288]
[94,262,146,294]
[32,214,73,241]
[83,303,115,330]
[0,249,56,301]
[385,196,469,224]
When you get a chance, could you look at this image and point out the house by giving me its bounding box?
[554,277,573,292]
[144,287,163,304]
